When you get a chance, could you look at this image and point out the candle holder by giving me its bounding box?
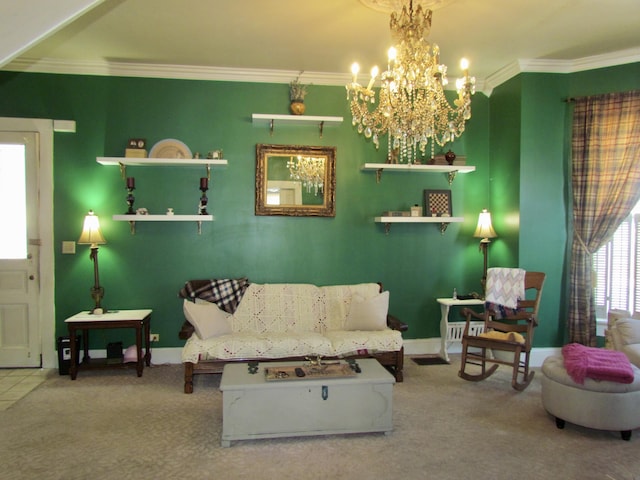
[125,177,136,214]
[198,177,209,215]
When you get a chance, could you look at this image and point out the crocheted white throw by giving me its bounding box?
[485,268,525,309]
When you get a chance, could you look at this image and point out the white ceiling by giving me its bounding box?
[3,0,640,93]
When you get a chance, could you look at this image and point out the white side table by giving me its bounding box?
[436,298,484,362]
[65,309,152,379]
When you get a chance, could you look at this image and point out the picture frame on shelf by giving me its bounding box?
[424,189,452,217]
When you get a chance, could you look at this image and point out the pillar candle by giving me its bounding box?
[126,177,135,189]
[200,177,208,190]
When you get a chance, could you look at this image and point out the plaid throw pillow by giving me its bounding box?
[179,278,250,314]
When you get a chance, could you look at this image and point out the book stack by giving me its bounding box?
[382,211,411,217]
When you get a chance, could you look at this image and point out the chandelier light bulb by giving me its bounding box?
[351,62,360,83]
[367,66,379,90]
[388,47,397,63]
[460,58,469,74]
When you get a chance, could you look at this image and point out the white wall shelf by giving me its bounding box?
[112,214,213,235]
[362,163,475,184]
[97,157,228,167]
[112,214,213,221]
[251,113,343,137]
[375,216,464,235]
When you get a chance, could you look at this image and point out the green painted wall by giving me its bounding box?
[0,62,637,351]
[488,75,522,267]
[488,63,640,347]
[0,71,489,348]
[519,73,569,346]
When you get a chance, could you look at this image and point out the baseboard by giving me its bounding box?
[148,347,183,365]
[402,339,561,367]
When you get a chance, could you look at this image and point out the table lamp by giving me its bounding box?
[473,208,497,296]
[78,210,107,314]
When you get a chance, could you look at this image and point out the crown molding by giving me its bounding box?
[485,47,640,94]
[3,56,493,98]
[2,57,355,86]
[5,47,639,96]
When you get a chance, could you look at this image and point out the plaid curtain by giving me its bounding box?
[569,90,640,345]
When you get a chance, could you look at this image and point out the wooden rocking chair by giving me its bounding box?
[458,270,545,391]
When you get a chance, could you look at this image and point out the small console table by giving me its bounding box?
[436,298,484,362]
[65,309,152,379]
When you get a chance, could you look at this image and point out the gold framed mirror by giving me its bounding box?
[255,144,336,217]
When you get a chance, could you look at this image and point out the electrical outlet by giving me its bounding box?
[150,333,159,342]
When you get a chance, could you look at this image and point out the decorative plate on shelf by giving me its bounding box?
[148,139,192,159]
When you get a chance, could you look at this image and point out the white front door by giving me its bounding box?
[0,131,41,367]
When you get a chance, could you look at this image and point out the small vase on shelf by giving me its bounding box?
[290,101,305,115]
[289,76,308,116]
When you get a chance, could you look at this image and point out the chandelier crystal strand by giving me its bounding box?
[287,156,325,195]
[346,0,475,164]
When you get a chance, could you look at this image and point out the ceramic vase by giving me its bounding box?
[290,101,305,115]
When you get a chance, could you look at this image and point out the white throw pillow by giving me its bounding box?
[615,318,640,345]
[183,299,232,340]
[344,291,389,331]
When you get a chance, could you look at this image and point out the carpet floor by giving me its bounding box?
[0,357,638,480]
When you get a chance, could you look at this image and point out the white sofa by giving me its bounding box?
[178,281,406,393]
[607,309,640,367]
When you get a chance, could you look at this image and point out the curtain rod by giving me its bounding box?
[564,89,640,103]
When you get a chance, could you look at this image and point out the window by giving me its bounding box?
[0,143,27,259]
[593,203,640,318]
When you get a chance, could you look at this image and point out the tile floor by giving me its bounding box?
[0,368,52,411]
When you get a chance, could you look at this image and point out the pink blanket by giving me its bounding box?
[562,343,635,384]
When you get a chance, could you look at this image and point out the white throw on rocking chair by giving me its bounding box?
[458,268,546,391]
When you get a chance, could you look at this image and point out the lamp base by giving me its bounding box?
[90,283,105,315]
[479,239,490,298]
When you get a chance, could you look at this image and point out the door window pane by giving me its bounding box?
[0,143,27,259]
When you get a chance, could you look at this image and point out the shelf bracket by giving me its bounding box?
[197,220,202,235]
[119,162,127,180]
[319,121,325,138]
[383,223,391,235]
[447,170,458,185]
[439,222,450,235]
[376,168,383,183]
[269,119,274,136]
[206,164,211,180]
[128,221,136,235]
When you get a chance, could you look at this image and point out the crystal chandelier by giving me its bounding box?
[346,0,476,164]
[287,155,325,195]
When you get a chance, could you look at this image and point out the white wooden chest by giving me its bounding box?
[219,359,395,447]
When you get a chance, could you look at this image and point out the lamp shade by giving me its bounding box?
[78,210,106,246]
[473,208,497,240]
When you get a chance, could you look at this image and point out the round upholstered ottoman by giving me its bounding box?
[541,355,640,440]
